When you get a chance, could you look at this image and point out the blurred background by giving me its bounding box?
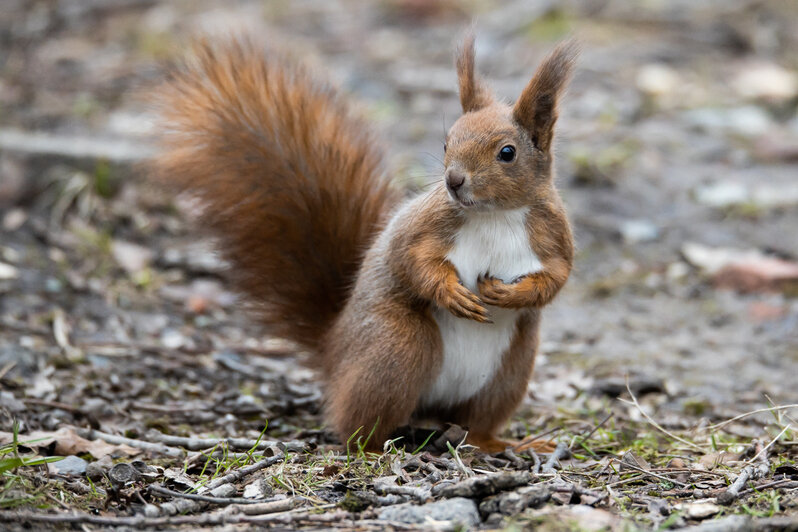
[1,0,797,436]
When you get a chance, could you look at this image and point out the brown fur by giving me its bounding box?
[150,37,399,352]
[153,34,577,453]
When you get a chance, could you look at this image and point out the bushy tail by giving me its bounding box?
[151,37,398,351]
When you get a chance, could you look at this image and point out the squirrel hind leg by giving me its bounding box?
[324,303,443,453]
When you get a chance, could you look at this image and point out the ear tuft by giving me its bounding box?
[513,39,579,152]
[456,32,493,113]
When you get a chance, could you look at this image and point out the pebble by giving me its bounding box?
[48,455,88,477]
[618,219,659,244]
[0,262,18,280]
[732,62,798,102]
[680,501,721,520]
[684,106,773,137]
[377,497,480,527]
[636,63,679,97]
[160,328,187,350]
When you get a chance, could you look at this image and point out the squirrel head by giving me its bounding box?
[443,34,578,210]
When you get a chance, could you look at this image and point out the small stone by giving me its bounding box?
[2,208,27,231]
[377,497,480,527]
[243,478,273,499]
[86,455,112,481]
[210,483,237,498]
[108,463,139,487]
[48,455,88,477]
[160,328,186,350]
[0,262,18,280]
[111,240,153,274]
[732,63,798,102]
[681,501,721,520]
[618,219,659,244]
[693,182,748,208]
[636,63,679,97]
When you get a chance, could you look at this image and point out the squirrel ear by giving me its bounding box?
[513,40,579,152]
[456,32,492,113]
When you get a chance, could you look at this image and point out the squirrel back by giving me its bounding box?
[151,38,399,351]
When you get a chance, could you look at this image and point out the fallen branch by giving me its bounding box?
[717,441,770,505]
[1,505,343,527]
[76,428,185,458]
[206,453,284,491]
[707,404,798,431]
[145,430,307,453]
[613,459,689,488]
[434,471,532,498]
[148,485,262,505]
[540,442,570,474]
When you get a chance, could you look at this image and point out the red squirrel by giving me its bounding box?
[153,34,576,453]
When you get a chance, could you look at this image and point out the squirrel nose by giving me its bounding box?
[445,171,466,192]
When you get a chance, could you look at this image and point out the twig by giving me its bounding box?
[145,430,307,453]
[707,404,798,431]
[374,484,429,502]
[619,378,703,451]
[148,485,262,505]
[76,428,185,458]
[0,362,17,380]
[611,459,688,488]
[206,453,284,490]
[746,424,791,465]
[23,399,82,413]
[529,449,542,475]
[1,505,343,527]
[541,442,569,474]
[570,412,613,450]
[737,479,798,498]
[718,440,770,505]
[500,447,526,469]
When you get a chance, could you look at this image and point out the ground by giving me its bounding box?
[1,0,797,530]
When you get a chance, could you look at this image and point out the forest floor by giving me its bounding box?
[1,0,798,530]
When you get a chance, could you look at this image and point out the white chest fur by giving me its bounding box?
[422,208,543,408]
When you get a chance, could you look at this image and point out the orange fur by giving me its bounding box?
[150,38,399,352]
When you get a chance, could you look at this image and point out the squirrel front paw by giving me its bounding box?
[478,274,536,308]
[437,279,491,323]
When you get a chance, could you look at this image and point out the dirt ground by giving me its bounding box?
[1,1,797,530]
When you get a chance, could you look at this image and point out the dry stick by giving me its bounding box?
[0,361,17,380]
[148,485,263,505]
[529,450,542,475]
[570,412,614,451]
[500,447,526,469]
[540,442,570,474]
[1,505,342,527]
[145,430,307,453]
[707,404,798,431]
[375,484,429,502]
[76,428,185,458]
[747,424,792,465]
[738,479,798,498]
[612,459,688,488]
[620,379,703,451]
[23,399,82,413]
[206,453,284,491]
[718,440,770,505]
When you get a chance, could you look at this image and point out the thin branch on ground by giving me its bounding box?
[619,378,703,451]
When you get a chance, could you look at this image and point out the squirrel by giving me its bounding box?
[152,34,577,453]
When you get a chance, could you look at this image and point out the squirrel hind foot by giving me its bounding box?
[466,433,558,454]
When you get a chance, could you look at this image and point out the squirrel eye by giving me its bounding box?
[498,145,516,162]
[443,143,447,153]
